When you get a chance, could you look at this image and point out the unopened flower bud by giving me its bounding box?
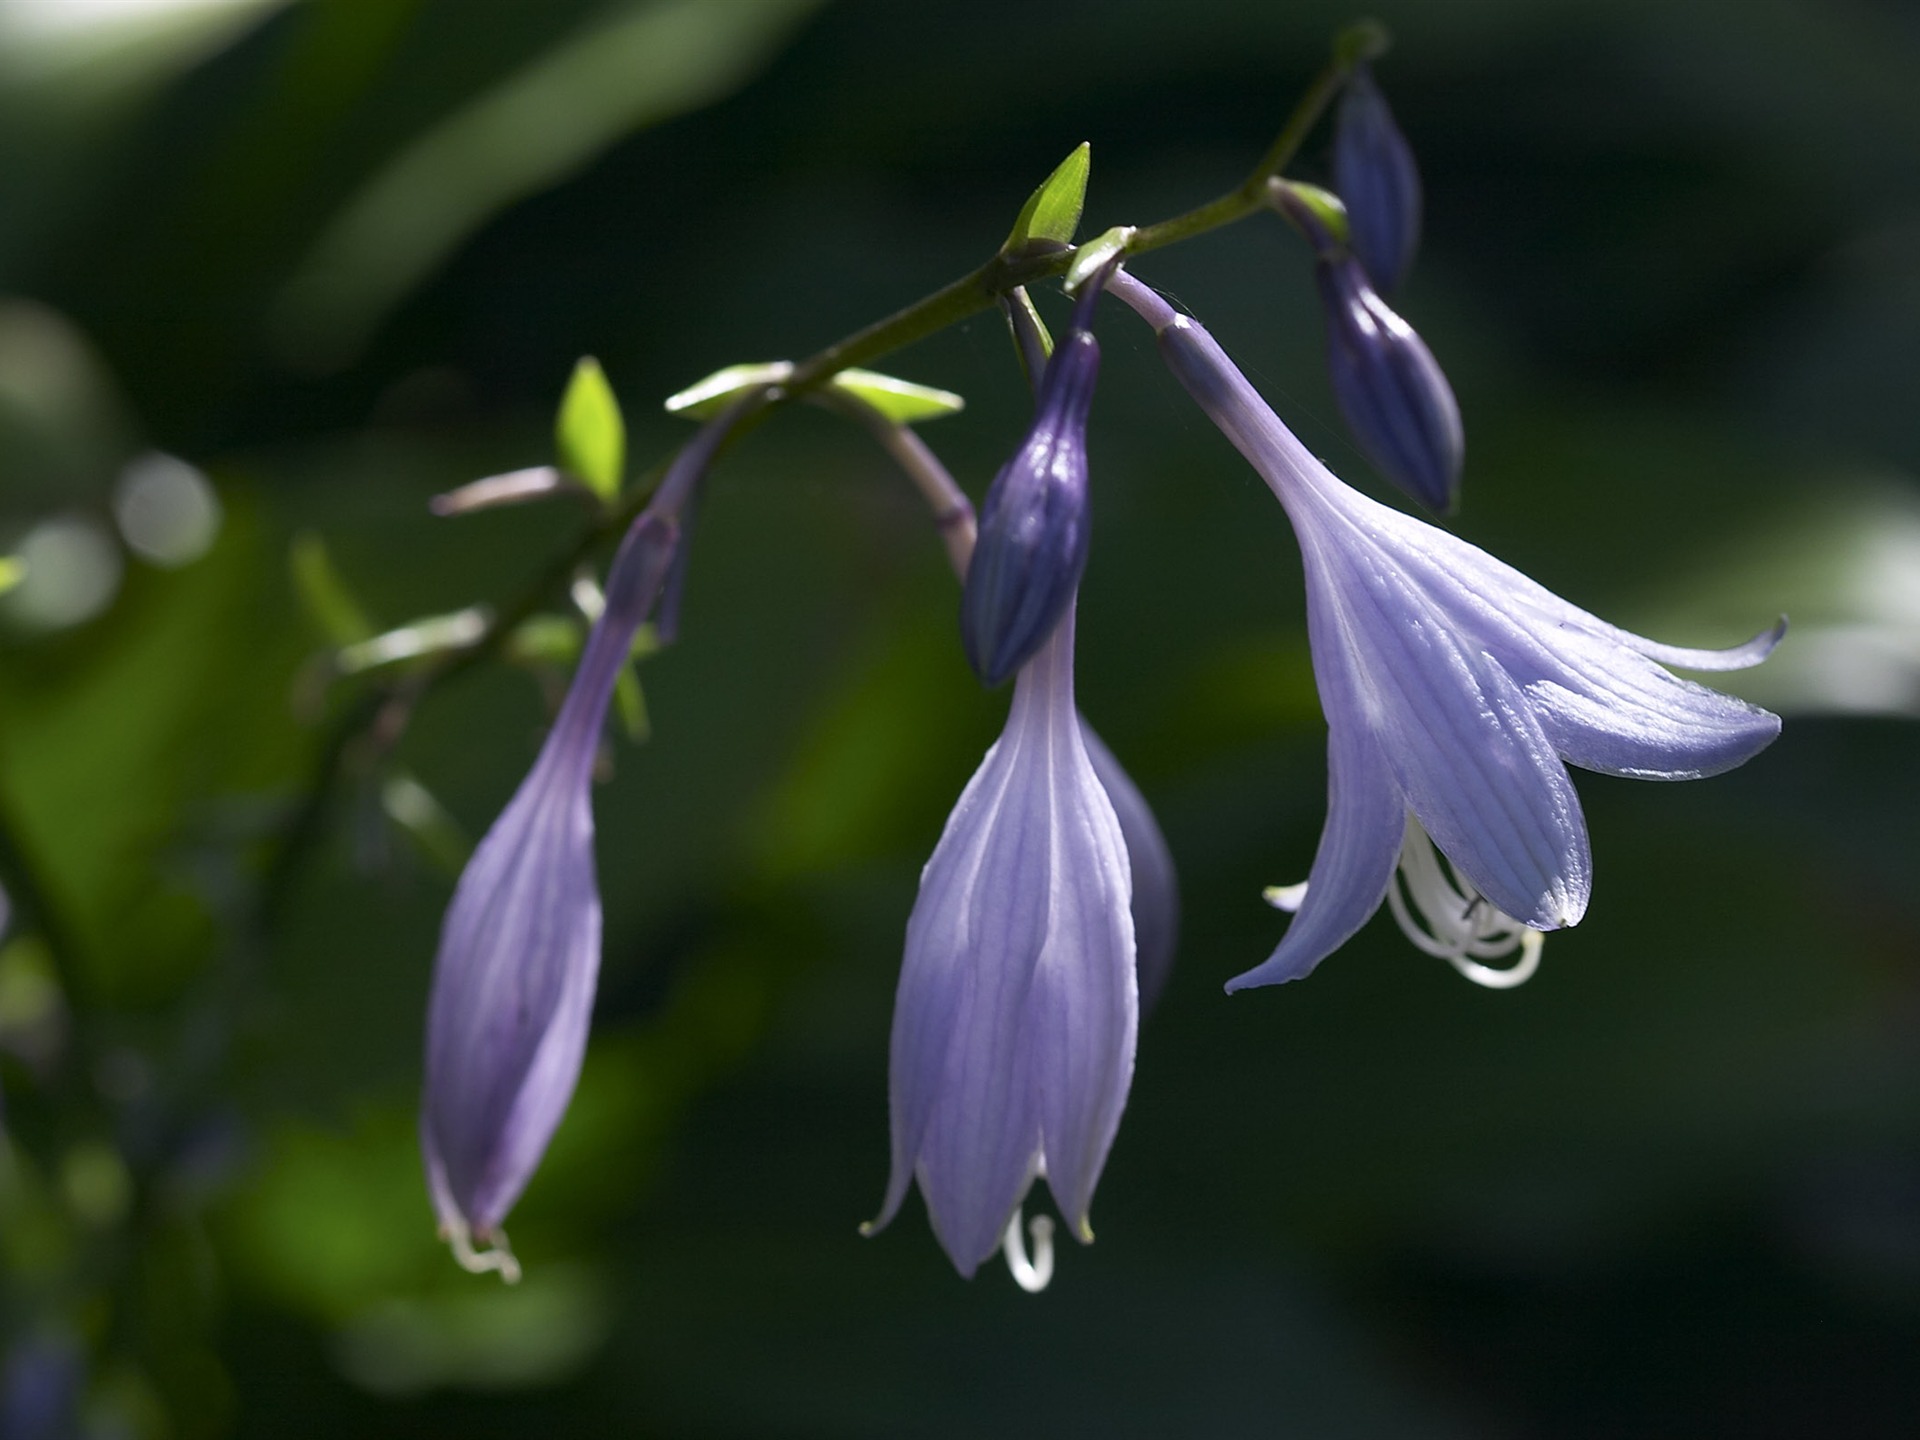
[1333,61,1422,295]
[960,308,1101,686]
[1316,254,1462,514]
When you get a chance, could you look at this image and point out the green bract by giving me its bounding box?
[829,369,964,423]
[1065,226,1136,293]
[664,361,794,419]
[1003,142,1090,255]
[555,357,626,502]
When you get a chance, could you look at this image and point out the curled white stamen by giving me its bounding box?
[1386,819,1544,989]
[443,1220,522,1285]
[1262,881,1310,913]
[1001,1208,1055,1293]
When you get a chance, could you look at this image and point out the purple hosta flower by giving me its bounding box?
[418,395,757,1278]
[960,284,1103,686]
[868,602,1137,1286]
[421,512,676,1279]
[1110,274,1781,990]
[1333,60,1422,296]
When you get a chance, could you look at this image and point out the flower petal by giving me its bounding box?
[878,615,1135,1273]
[1226,615,1404,990]
[1301,498,1591,928]
[1080,721,1179,1014]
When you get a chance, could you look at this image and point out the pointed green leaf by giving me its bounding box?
[380,771,471,874]
[1003,142,1090,255]
[1334,19,1392,70]
[506,613,585,665]
[664,361,793,419]
[290,533,375,646]
[1004,290,1054,390]
[613,666,651,743]
[829,368,965,424]
[1065,225,1137,292]
[555,357,626,501]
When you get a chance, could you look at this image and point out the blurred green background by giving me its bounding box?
[3,0,1919,1434]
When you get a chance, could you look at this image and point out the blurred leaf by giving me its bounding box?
[507,613,584,666]
[271,0,829,370]
[828,367,964,424]
[334,607,489,676]
[613,666,650,743]
[554,357,624,501]
[664,360,792,419]
[0,498,307,999]
[1631,474,1920,716]
[1002,141,1089,255]
[225,1103,443,1322]
[0,556,23,594]
[332,1265,613,1397]
[380,772,470,874]
[290,532,375,646]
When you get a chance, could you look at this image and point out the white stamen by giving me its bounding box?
[1262,881,1310,913]
[1001,1208,1055,1293]
[1386,819,1544,989]
[443,1219,522,1284]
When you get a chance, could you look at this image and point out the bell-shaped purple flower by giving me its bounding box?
[960,298,1101,686]
[1112,275,1781,990]
[869,602,1137,1281]
[1318,252,1463,514]
[420,512,677,1278]
[1333,60,1422,295]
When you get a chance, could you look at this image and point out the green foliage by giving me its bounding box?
[664,360,794,418]
[1003,142,1090,255]
[554,356,626,501]
[828,368,964,424]
[290,533,375,646]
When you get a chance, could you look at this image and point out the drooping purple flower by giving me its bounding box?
[420,397,755,1278]
[961,287,1102,686]
[421,512,676,1279]
[1333,60,1422,296]
[1111,273,1781,990]
[868,602,1137,1282]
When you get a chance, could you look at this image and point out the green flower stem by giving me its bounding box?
[411,27,1372,720]
[1128,54,1350,257]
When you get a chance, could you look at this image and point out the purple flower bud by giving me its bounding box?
[1317,254,1463,514]
[960,317,1100,686]
[1333,61,1422,295]
[420,511,677,1279]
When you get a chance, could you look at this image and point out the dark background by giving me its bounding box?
[3,0,1919,1434]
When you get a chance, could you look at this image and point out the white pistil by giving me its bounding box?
[1385,819,1543,989]
[444,1219,523,1285]
[1001,1208,1056,1293]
